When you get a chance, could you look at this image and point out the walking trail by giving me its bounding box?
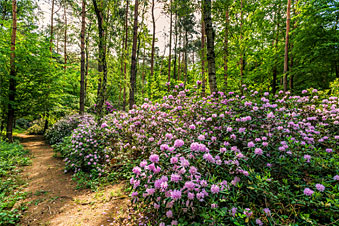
[17,134,130,226]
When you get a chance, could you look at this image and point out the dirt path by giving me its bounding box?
[17,134,130,226]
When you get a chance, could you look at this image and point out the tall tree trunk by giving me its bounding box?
[272,6,280,95]
[141,45,146,95]
[64,2,67,71]
[289,0,298,91]
[85,23,90,103]
[50,0,54,53]
[129,0,139,109]
[167,0,173,91]
[93,0,108,118]
[240,0,244,91]
[283,0,291,92]
[80,0,86,114]
[173,8,178,80]
[201,19,206,97]
[223,3,229,90]
[150,0,156,85]
[6,0,17,142]
[123,0,129,111]
[184,30,188,87]
[203,0,218,94]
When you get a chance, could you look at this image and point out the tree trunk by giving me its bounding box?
[50,0,54,53]
[85,23,90,104]
[129,0,139,109]
[141,45,146,95]
[283,0,291,92]
[184,30,188,87]
[289,0,298,91]
[203,0,218,94]
[167,0,173,91]
[240,0,244,91]
[123,0,129,111]
[93,0,108,118]
[223,4,229,90]
[64,2,67,71]
[150,0,156,84]
[272,8,280,95]
[80,0,86,114]
[6,0,17,142]
[173,8,178,80]
[201,19,206,97]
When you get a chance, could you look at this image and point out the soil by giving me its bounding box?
[16,134,131,226]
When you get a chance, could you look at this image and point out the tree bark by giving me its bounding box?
[201,19,206,97]
[167,0,173,91]
[203,0,218,94]
[173,8,178,80]
[283,0,291,92]
[64,2,67,71]
[184,30,188,87]
[6,0,17,142]
[93,0,108,118]
[123,0,129,111]
[240,0,244,91]
[50,0,54,53]
[129,0,139,109]
[223,3,229,90]
[80,0,86,114]
[150,0,156,84]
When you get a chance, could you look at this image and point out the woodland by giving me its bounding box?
[0,0,339,225]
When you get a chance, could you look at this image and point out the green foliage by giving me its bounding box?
[0,140,30,225]
[26,119,45,135]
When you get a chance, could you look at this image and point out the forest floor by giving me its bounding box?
[16,134,131,226]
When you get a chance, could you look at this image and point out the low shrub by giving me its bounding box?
[45,114,94,145]
[0,140,30,225]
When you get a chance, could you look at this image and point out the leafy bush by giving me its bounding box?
[0,140,30,225]
[26,119,45,135]
[15,118,30,130]
[60,84,339,225]
[45,114,94,145]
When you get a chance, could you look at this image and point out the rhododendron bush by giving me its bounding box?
[56,85,339,225]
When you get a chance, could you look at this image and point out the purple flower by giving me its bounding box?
[149,154,159,163]
[170,156,178,164]
[230,207,237,216]
[211,203,218,208]
[174,139,184,148]
[132,166,141,175]
[244,208,253,217]
[315,183,325,192]
[263,208,271,216]
[203,153,215,163]
[304,154,311,162]
[101,122,108,128]
[334,175,339,180]
[198,135,205,141]
[171,174,181,183]
[166,210,173,218]
[248,141,255,148]
[326,148,333,153]
[304,188,314,196]
[170,190,182,201]
[256,219,263,226]
[254,148,263,155]
[211,184,220,194]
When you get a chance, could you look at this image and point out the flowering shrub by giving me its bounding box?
[59,84,339,225]
[45,114,94,145]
